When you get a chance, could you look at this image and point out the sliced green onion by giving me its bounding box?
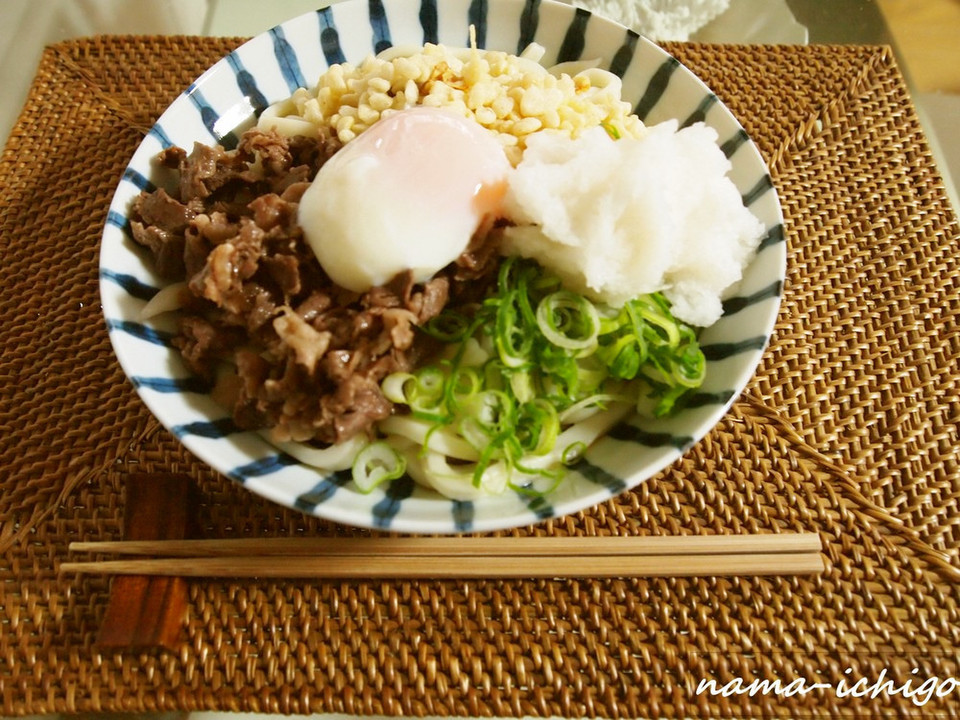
[598,335,642,379]
[539,349,580,400]
[651,384,689,418]
[415,366,445,396]
[507,464,565,496]
[672,341,706,387]
[562,442,587,465]
[421,311,475,342]
[576,357,609,394]
[467,389,515,431]
[558,393,628,424]
[381,372,417,404]
[407,366,449,420]
[628,295,681,349]
[515,399,560,456]
[459,415,493,452]
[508,368,537,403]
[352,441,407,493]
[497,255,522,294]
[473,434,508,487]
[601,122,621,140]
[495,290,533,367]
[536,290,601,352]
[377,257,707,498]
[446,366,482,410]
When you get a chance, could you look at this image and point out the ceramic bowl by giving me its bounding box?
[99,0,785,533]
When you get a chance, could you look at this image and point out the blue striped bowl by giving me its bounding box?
[100,0,785,533]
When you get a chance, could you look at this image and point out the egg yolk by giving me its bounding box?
[298,106,511,293]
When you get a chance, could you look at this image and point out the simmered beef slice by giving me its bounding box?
[129,127,501,444]
[130,221,186,279]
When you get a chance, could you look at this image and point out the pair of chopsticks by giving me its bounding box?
[62,533,824,579]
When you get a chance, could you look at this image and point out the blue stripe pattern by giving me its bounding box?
[106,210,132,235]
[681,94,718,128]
[172,417,242,438]
[557,7,590,63]
[742,174,773,207]
[517,0,540,55]
[609,30,639,78]
[148,124,174,149]
[517,492,555,520]
[372,474,415,528]
[99,270,159,301]
[101,0,784,533]
[106,319,174,347]
[317,7,347,65]
[122,167,155,192]
[720,129,749,158]
[369,0,394,54]
[722,280,783,316]
[608,422,692,451]
[452,500,474,531]
[759,223,786,251]
[701,336,768,360]
[419,0,439,44]
[229,453,301,483]
[634,57,679,121]
[270,26,307,93]
[187,86,238,149]
[131,376,211,394]
[226,53,269,114]
[681,390,736,408]
[573,459,627,493]
[295,470,353,512]
[468,0,488,48]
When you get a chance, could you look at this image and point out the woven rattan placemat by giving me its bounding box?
[1,36,959,718]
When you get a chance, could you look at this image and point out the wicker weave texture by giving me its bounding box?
[0,37,958,717]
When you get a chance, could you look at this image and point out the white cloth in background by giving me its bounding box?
[0,0,209,146]
[567,0,730,40]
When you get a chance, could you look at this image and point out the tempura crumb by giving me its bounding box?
[258,43,645,166]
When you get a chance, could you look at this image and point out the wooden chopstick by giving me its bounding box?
[68,533,822,558]
[60,552,823,579]
[62,533,823,579]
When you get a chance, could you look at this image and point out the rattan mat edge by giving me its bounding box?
[0,36,958,718]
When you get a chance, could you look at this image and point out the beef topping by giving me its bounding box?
[129,128,499,445]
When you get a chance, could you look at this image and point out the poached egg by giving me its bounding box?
[298,106,511,293]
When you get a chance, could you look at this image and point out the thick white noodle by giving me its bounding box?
[268,433,367,471]
[405,449,510,500]
[518,42,547,62]
[574,67,622,96]
[548,58,601,76]
[378,415,481,461]
[535,401,633,468]
[388,401,634,500]
[257,98,319,138]
[458,337,490,367]
[256,387,631,498]
[375,43,426,61]
[139,281,186,320]
[558,393,631,425]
